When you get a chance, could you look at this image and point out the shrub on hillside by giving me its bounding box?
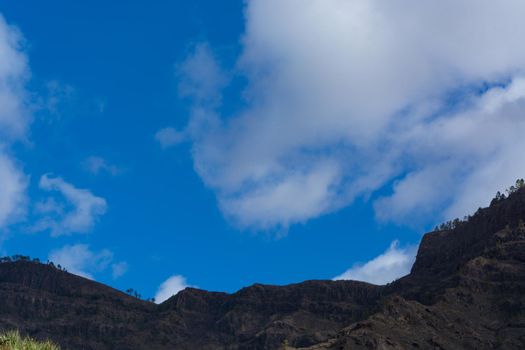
[0,331,59,350]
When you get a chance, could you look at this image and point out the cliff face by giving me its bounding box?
[1,189,525,349]
[309,189,525,350]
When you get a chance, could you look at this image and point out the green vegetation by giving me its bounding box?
[280,339,292,350]
[0,256,67,273]
[0,331,59,350]
[491,178,525,206]
[434,178,525,232]
[434,217,467,232]
[125,287,142,299]
[125,288,155,303]
[0,255,37,264]
[0,256,157,303]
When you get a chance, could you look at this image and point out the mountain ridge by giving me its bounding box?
[1,187,525,349]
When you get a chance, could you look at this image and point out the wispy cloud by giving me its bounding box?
[177,43,227,106]
[334,241,417,285]
[48,244,113,280]
[177,0,525,230]
[154,127,185,149]
[0,152,27,229]
[48,244,127,280]
[111,261,129,279]
[82,156,122,176]
[33,175,107,236]
[41,80,75,118]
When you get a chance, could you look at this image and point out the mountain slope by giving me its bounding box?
[303,188,525,349]
[2,188,525,349]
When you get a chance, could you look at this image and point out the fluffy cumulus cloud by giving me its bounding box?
[0,14,30,231]
[179,0,525,229]
[155,275,190,304]
[334,241,417,285]
[48,244,113,279]
[33,174,107,236]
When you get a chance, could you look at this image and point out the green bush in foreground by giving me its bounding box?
[0,331,59,350]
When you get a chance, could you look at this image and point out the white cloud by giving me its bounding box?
[0,14,30,231]
[375,78,525,223]
[221,162,341,229]
[82,156,122,176]
[177,43,227,106]
[178,0,525,229]
[154,127,185,149]
[334,241,417,285]
[42,80,75,118]
[0,152,27,228]
[0,14,30,141]
[111,261,128,279]
[48,244,113,279]
[34,174,107,236]
[155,275,190,303]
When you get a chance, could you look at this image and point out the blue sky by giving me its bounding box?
[1,1,525,302]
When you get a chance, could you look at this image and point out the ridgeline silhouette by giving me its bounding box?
[1,182,525,349]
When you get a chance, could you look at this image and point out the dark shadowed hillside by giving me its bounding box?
[2,188,525,349]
